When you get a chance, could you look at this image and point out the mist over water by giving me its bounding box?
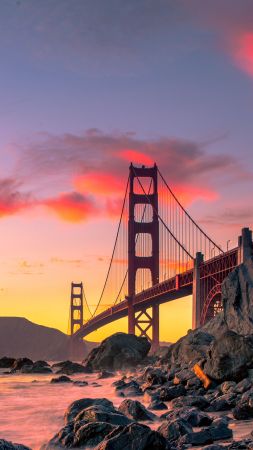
[1,369,253,449]
[0,370,124,449]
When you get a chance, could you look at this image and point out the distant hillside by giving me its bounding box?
[0,317,96,361]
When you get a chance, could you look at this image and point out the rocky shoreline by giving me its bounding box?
[3,258,253,449]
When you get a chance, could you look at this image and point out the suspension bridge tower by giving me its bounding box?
[70,282,83,335]
[128,163,160,349]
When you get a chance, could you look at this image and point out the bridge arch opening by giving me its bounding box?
[135,268,152,294]
[134,203,153,222]
[133,176,154,195]
[135,233,152,257]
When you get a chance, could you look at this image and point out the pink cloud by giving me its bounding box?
[44,192,98,223]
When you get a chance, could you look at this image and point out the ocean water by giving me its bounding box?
[1,369,253,449]
[0,370,126,449]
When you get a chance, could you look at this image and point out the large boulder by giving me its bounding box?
[95,423,169,450]
[83,333,151,371]
[204,330,253,382]
[166,329,214,366]
[64,398,114,423]
[222,258,253,335]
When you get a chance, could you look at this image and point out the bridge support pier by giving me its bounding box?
[127,296,159,350]
[192,252,204,330]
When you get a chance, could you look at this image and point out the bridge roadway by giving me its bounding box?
[72,268,193,339]
[73,246,240,339]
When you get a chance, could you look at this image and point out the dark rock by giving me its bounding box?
[115,380,143,397]
[159,384,186,401]
[209,417,233,441]
[157,418,192,442]
[73,422,116,448]
[220,381,237,394]
[73,380,88,386]
[98,371,114,379]
[222,259,253,336]
[173,368,195,385]
[51,375,72,383]
[34,360,49,367]
[167,329,214,366]
[56,361,88,375]
[178,429,213,446]
[148,400,168,410]
[11,358,33,371]
[83,332,151,371]
[204,330,253,382]
[64,397,114,423]
[20,364,52,374]
[206,394,237,412]
[44,422,75,448]
[0,357,16,368]
[228,439,253,449]
[171,394,209,410]
[236,378,252,394]
[0,440,31,450]
[232,394,253,420]
[163,406,213,427]
[75,405,132,426]
[142,366,167,386]
[118,399,156,421]
[186,377,202,390]
[95,423,170,450]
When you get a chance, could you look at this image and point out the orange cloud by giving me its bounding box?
[44,192,98,222]
[119,149,154,166]
[74,172,124,196]
[233,32,253,77]
[172,184,218,206]
[0,178,32,218]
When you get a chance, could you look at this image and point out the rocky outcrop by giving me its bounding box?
[204,330,253,382]
[83,332,151,371]
[0,439,31,450]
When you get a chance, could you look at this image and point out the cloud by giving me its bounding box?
[179,0,253,79]
[201,206,253,230]
[0,178,32,217]
[44,191,98,223]
[1,129,249,222]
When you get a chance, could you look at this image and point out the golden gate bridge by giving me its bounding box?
[69,163,253,349]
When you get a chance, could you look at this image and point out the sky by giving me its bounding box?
[0,0,253,342]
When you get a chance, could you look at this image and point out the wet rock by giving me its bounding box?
[148,400,168,410]
[167,328,214,366]
[206,393,237,412]
[51,375,72,383]
[236,378,252,394]
[228,439,253,448]
[64,398,114,423]
[163,406,213,427]
[118,399,156,421]
[115,380,143,397]
[173,368,195,385]
[94,423,169,450]
[186,377,202,390]
[20,364,52,374]
[178,429,213,446]
[11,358,33,371]
[75,404,132,426]
[159,384,186,401]
[0,440,31,450]
[55,361,89,375]
[73,380,88,386]
[222,258,253,336]
[171,394,209,410]
[232,394,253,419]
[0,357,16,368]
[209,417,233,441]
[98,370,114,379]
[204,330,253,382]
[220,381,237,394]
[142,366,167,386]
[83,332,151,371]
[157,418,193,442]
[73,422,117,448]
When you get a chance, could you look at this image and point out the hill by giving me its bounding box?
[0,317,95,361]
